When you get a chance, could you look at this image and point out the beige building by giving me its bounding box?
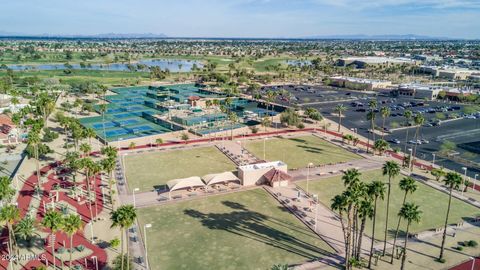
[393,84,443,100]
[237,161,288,186]
[329,76,392,91]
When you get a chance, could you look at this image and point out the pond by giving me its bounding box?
[6,59,202,72]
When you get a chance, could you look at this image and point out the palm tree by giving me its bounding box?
[41,210,64,269]
[334,104,347,132]
[14,217,36,245]
[398,203,422,270]
[80,143,92,158]
[63,214,83,269]
[391,177,417,263]
[27,131,42,182]
[83,127,97,146]
[373,139,389,156]
[380,107,391,139]
[265,90,278,123]
[367,180,386,268]
[439,172,463,261]
[101,157,117,208]
[331,194,349,256]
[261,116,272,132]
[403,110,413,153]
[0,205,20,256]
[111,205,137,270]
[356,198,373,260]
[382,161,401,256]
[0,176,15,204]
[228,112,239,140]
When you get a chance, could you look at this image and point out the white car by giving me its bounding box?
[420,139,430,144]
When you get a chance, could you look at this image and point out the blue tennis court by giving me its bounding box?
[92,122,116,129]
[115,119,140,126]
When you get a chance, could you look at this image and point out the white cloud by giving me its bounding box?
[312,0,480,9]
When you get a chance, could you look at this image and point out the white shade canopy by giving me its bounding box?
[167,176,205,191]
[202,171,240,186]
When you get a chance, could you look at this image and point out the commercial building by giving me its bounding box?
[336,57,416,68]
[329,76,392,91]
[392,84,443,100]
[417,66,479,80]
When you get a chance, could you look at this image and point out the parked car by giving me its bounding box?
[389,139,401,144]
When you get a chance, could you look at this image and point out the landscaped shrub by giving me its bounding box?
[76,245,85,252]
[467,240,478,247]
[57,247,66,254]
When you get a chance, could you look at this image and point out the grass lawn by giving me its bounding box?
[297,169,480,241]
[137,189,335,270]
[124,146,236,192]
[244,135,361,169]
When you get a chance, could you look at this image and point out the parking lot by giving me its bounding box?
[262,84,480,176]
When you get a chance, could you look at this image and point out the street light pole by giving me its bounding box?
[432,153,436,168]
[462,167,467,197]
[133,188,140,208]
[473,174,478,192]
[408,148,413,172]
[144,224,152,269]
[307,162,313,196]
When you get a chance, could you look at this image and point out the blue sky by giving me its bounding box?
[1,0,479,38]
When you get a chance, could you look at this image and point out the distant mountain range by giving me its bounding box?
[303,34,453,40]
[0,31,457,40]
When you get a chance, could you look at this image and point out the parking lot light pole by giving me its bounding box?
[144,223,152,270]
[461,167,467,197]
[474,174,478,192]
[408,148,413,172]
[432,153,436,168]
[307,162,313,196]
[133,188,140,207]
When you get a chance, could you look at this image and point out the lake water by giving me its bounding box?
[6,59,202,72]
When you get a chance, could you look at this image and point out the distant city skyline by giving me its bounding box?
[1,0,479,39]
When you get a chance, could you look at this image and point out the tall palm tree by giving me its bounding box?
[110,205,137,270]
[398,203,422,270]
[403,110,413,153]
[391,177,417,263]
[382,161,401,256]
[63,214,83,269]
[261,116,272,132]
[373,139,389,156]
[228,112,239,140]
[367,180,386,268]
[439,172,462,261]
[368,99,378,138]
[0,205,20,256]
[27,131,42,182]
[366,111,375,153]
[380,107,391,139]
[83,127,97,147]
[356,197,373,260]
[41,210,64,269]
[331,194,349,256]
[265,90,278,123]
[334,104,347,132]
[101,157,117,208]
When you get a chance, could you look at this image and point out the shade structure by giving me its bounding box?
[202,171,240,186]
[167,176,205,192]
[263,168,292,187]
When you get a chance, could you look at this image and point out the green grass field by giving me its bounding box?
[124,146,236,192]
[297,169,480,240]
[244,135,361,169]
[137,189,335,270]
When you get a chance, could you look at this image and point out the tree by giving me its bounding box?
[0,176,15,204]
[373,139,389,156]
[155,138,163,145]
[334,104,347,132]
[83,127,96,146]
[439,172,462,261]
[368,99,378,141]
[398,203,422,270]
[228,112,239,140]
[356,198,373,261]
[111,205,137,270]
[367,180,386,268]
[27,131,42,182]
[261,116,272,132]
[62,214,83,269]
[181,132,189,143]
[41,210,64,269]
[382,161,400,256]
[431,167,446,181]
[80,142,92,157]
[0,205,20,256]
[14,217,36,247]
[412,114,425,166]
[380,107,391,139]
[391,177,417,263]
[101,157,117,208]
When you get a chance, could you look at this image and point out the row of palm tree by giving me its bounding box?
[110,205,137,270]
